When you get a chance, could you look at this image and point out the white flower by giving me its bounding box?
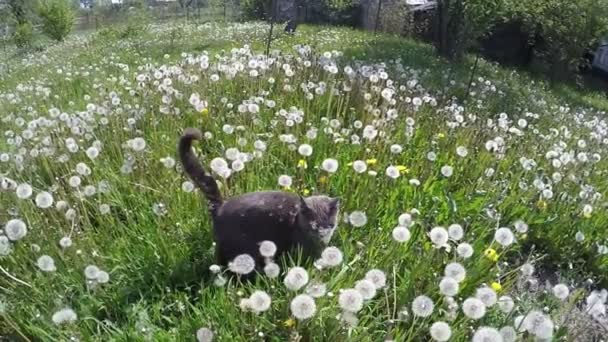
[290,294,316,320]
[248,291,272,313]
[16,183,32,199]
[352,160,367,173]
[354,279,377,300]
[385,166,400,179]
[513,220,528,233]
[259,241,277,258]
[476,287,498,307]
[456,146,468,157]
[429,227,449,247]
[298,144,313,156]
[440,165,453,177]
[444,262,466,283]
[398,213,412,227]
[86,146,100,160]
[392,226,411,242]
[365,269,386,289]
[97,271,110,283]
[52,308,77,325]
[59,237,72,248]
[348,211,367,227]
[462,298,486,319]
[472,327,503,342]
[494,227,514,247]
[439,277,459,297]
[522,310,554,339]
[229,254,255,275]
[430,321,452,342]
[210,158,228,173]
[520,263,534,277]
[321,158,339,173]
[84,265,100,280]
[37,255,56,272]
[181,181,195,193]
[499,326,517,342]
[278,175,292,187]
[448,224,463,240]
[130,137,146,151]
[412,295,434,317]
[498,296,514,313]
[5,219,27,241]
[320,246,343,267]
[284,267,309,291]
[196,327,214,342]
[69,176,81,187]
[263,262,280,278]
[339,289,364,313]
[306,282,327,298]
[552,284,569,300]
[456,243,473,258]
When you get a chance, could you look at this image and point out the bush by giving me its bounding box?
[13,21,34,48]
[37,0,74,42]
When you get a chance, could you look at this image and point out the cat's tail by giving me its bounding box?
[178,128,223,216]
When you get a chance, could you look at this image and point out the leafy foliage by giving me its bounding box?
[12,21,34,49]
[37,0,74,42]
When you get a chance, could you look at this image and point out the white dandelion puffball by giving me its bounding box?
[298,144,313,156]
[229,254,255,275]
[523,311,554,339]
[430,321,452,342]
[440,165,453,177]
[196,327,214,342]
[68,176,81,187]
[552,284,570,300]
[59,237,72,248]
[514,220,528,233]
[16,183,33,199]
[385,166,400,179]
[398,213,412,226]
[52,308,77,325]
[444,262,466,283]
[412,295,434,317]
[439,277,459,297]
[456,146,468,158]
[494,227,514,247]
[37,255,57,272]
[181,181,195,193]
[352,160,367,173]
[248,291,272,313]
[498,296,514,313]
[0,236,12,256]
[499,326,517,342]
[5,219,27,241]
[448,224,464,240]
[130,137,146,151]
[392,226,411,242]
[321,158,339,173]
[259,240,277,258]
[462,297,486,319]
[84,265,100,280]
[348,211,367,227]
[97,271,110,284]
[339,289,364,313]
[355,279,377,300]
[320,246,343,267]
[290,294,316,320]
[263,262,280,278]
[278,175,292,187]
[476,287,498,307]
[210,157,228,173]
[306,282,327,298]
[520,263,535,277]
[472,327,503,342]
[365,269,387,289]
[86,146,99,160]
[430,227,449,247]
[284,267,309,291]
[456,243,474,258]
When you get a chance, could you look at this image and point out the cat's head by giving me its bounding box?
[298,195,341,244]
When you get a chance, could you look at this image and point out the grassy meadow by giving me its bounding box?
[1,20,608,341]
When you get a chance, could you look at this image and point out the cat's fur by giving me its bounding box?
[178,128,340,270]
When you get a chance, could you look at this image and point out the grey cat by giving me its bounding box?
[178,128,340,272]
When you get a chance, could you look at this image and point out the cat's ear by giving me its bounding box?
[298,195,311,212]
[328,197,340,216]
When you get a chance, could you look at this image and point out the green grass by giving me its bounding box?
[1,21,607,341]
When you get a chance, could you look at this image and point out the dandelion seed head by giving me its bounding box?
[284,267,309,291]
[412,295,434,317]
[339,289,364,313]
[430,321,452,342]
[290,294,316,320]
[229,254,255,275]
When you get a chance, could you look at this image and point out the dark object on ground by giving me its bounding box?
[284,19,297,34]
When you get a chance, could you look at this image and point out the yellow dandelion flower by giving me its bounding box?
[366,158,377,165]
[302,189,310,196]
[201,108,209,116]
[297,159,308,169]
[396,165,409,174]
[484,248,499,262]
[491,282,502,292]
[583,211,592,218]
[437,133,445,139]
[319,176,327,184]
[283,318,296,328]
[537,199,547,210]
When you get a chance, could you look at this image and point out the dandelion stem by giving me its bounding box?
[0,266,32,288]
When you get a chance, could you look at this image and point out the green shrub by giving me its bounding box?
[37,0,74,42]
[13,21,34,48]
